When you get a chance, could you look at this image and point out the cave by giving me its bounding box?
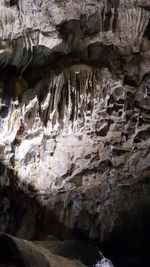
[0,1,150,267]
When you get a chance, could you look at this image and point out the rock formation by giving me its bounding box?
[0,0,150,266]
[0,232,88,267]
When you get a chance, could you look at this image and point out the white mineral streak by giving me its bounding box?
[87,7,150,49]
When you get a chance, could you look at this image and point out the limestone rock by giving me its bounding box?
[0,232,87,267]
[0,1,149,262]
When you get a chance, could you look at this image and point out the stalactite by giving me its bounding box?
[20,64,102,129]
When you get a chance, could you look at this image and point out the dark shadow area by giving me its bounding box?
[0,161,149,267]
[99,201,150,267]
[0,41,124,105]
[0,32,125,89]
[35,237,101,267]
[0,186,43,239]
[123,75,138,87]
[0,233,25,267]
[0,162,44,240]
[101,229,150,267]
[144,19,150,40]
[30,42,124,76]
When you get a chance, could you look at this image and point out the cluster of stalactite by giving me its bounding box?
[0,65,103,129]
[40,65,102,127]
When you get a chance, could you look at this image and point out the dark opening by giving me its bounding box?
[123,75,138,87]
[0,234,25,267]
[9,0,18,7]
[144,19,150,40]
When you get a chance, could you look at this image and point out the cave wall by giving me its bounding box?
[0,0,149,251]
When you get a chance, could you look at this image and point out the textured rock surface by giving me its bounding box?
[0,1,149,262]
[0,232,87,267]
